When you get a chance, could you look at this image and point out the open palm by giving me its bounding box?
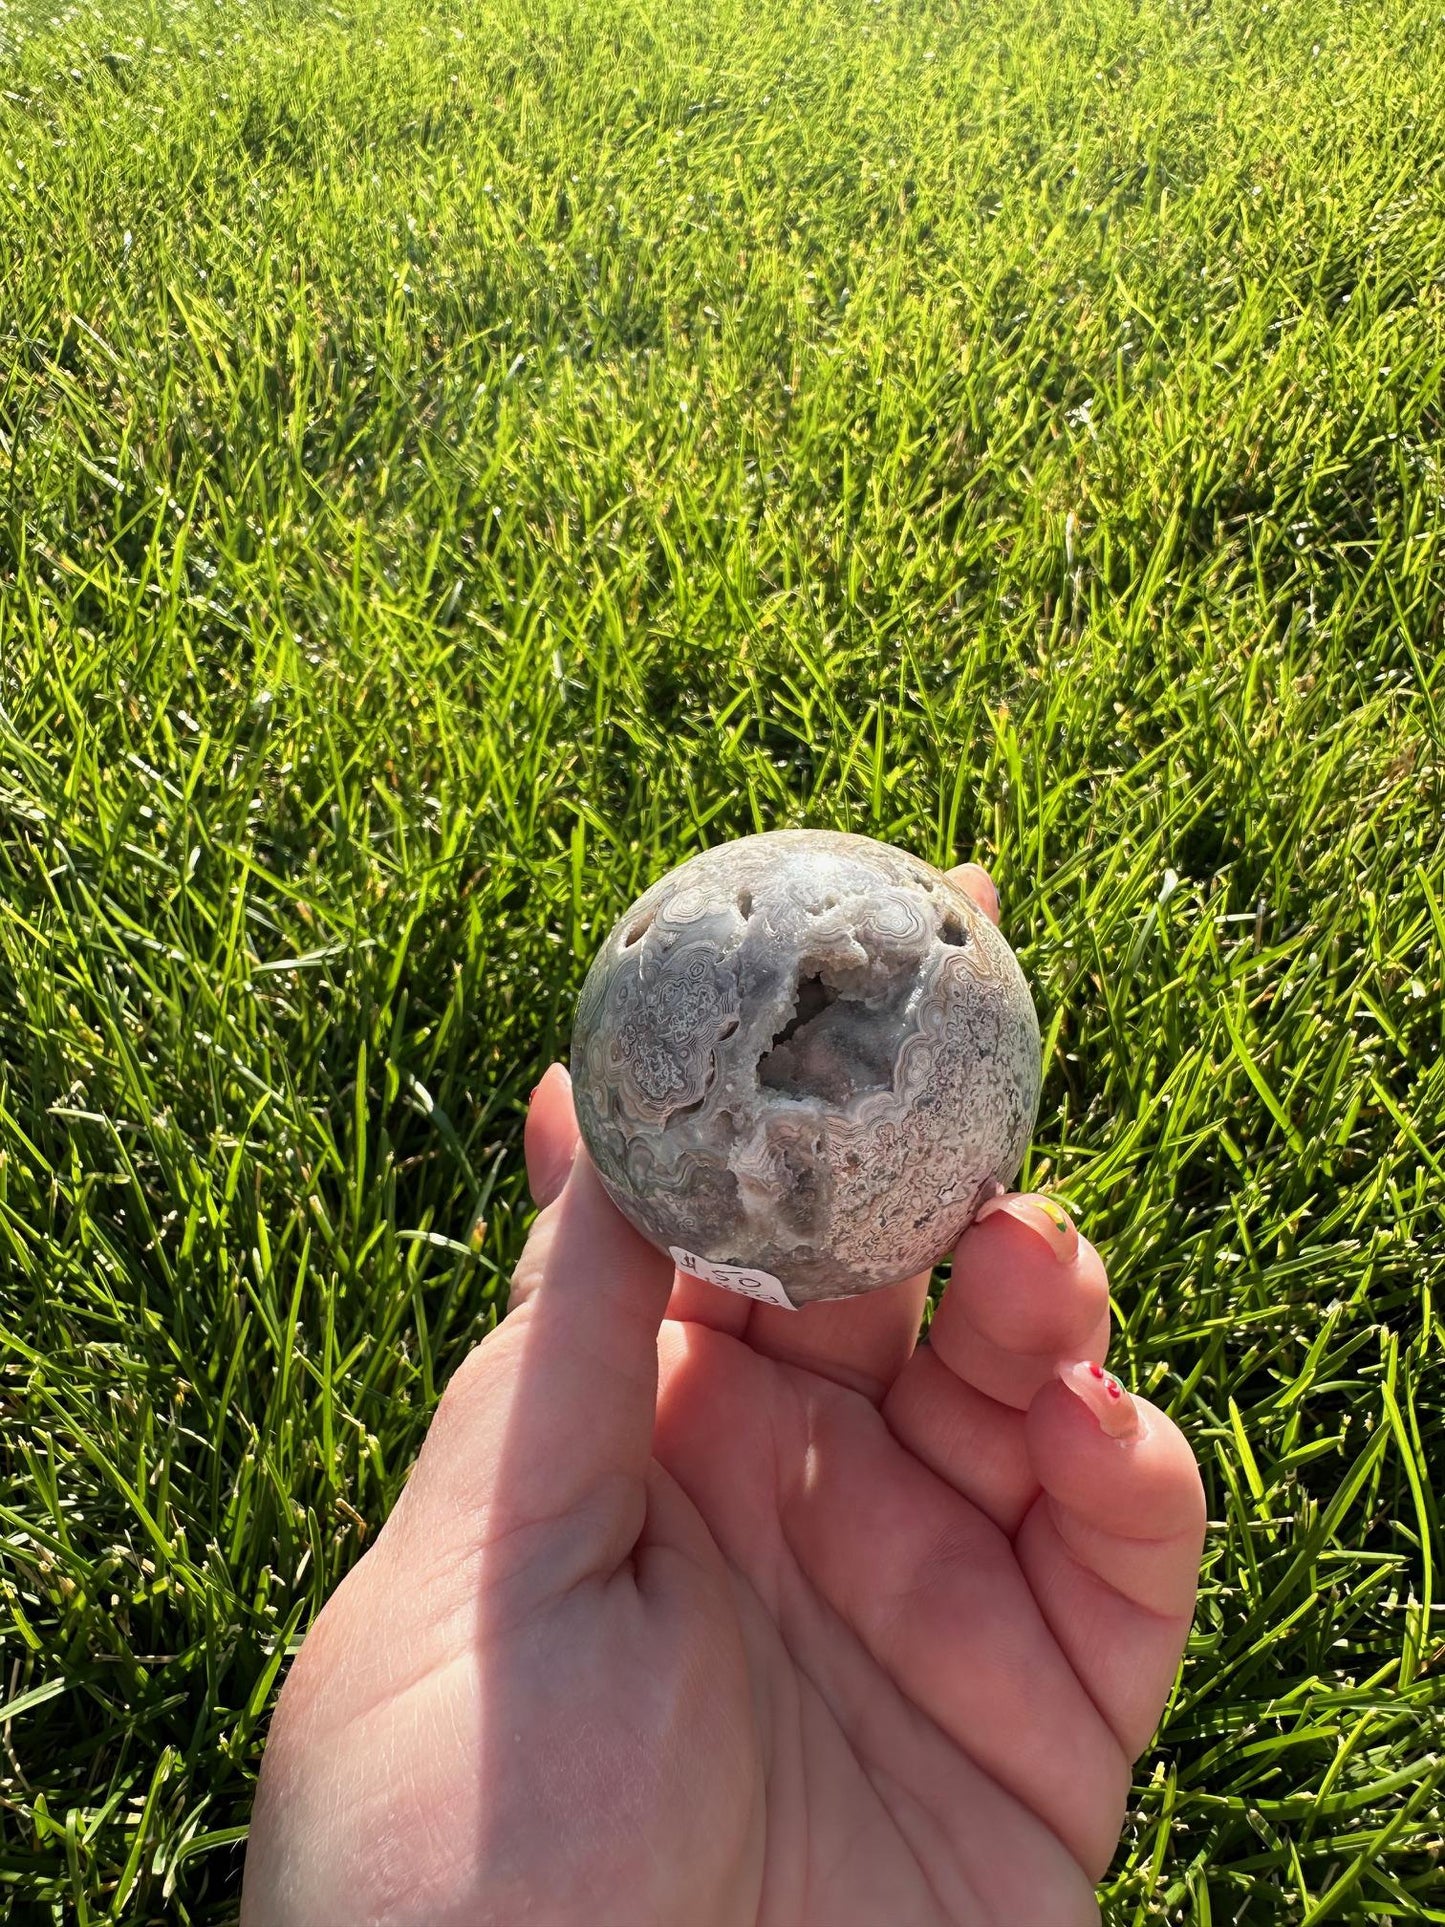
[243,873,1205,1927]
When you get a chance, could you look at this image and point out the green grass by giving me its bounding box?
[1,0,1443,1916]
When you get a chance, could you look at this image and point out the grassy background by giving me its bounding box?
[2,0,1443,1917]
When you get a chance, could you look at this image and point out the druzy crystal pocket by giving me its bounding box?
[570,830,1042,1305]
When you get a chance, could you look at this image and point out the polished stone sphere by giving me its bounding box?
[569,830,1041,1305]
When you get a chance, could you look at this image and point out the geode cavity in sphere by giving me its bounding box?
[570,830,1041,1305]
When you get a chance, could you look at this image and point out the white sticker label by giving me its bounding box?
[669,1247,796,1310]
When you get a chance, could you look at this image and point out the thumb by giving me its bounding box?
[400,1066,674,1576]
[521,1060,580,1211]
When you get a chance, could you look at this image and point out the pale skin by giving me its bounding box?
[241,865,1207,1927]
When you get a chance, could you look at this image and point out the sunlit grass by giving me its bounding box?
[1,0,1443,1918]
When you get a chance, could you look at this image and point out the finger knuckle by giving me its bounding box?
[507,1196,564,1313]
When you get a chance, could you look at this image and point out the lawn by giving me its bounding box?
[1,0,1442,1917]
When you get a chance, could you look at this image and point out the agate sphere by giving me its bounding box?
[569,830,1041,1305]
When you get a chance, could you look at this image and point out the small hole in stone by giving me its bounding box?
[737,889,753,920]
[757,967,906,1104]
[939,912,967,947]
[622,910,654,948]
[717,1015,740,1040]
[767,972,838,1050]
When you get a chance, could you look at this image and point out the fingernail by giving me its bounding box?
[529,1133,580,1211]
[1057,1359,1140,1441]
[530,1062,572,1105]
[972,1192,1078,1264]
[970,865,1001,922]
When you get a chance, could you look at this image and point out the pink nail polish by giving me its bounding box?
[531,1062,572,1104]
[952,862,1000,923]
[972,1192,1079,1264]
[1057,1359,1140,1441]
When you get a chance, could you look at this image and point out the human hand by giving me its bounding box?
[241,865,1206,1927]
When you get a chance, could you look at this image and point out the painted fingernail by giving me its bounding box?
[530,1062,572,1104]
[970,865,1001,923]
[952,861,1000,924]
[1057,1359,1140,1441]
[972,1192,1079,1264]
[529,1135,579,1211]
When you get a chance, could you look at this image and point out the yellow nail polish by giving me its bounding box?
[972,1192,1079,1264]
